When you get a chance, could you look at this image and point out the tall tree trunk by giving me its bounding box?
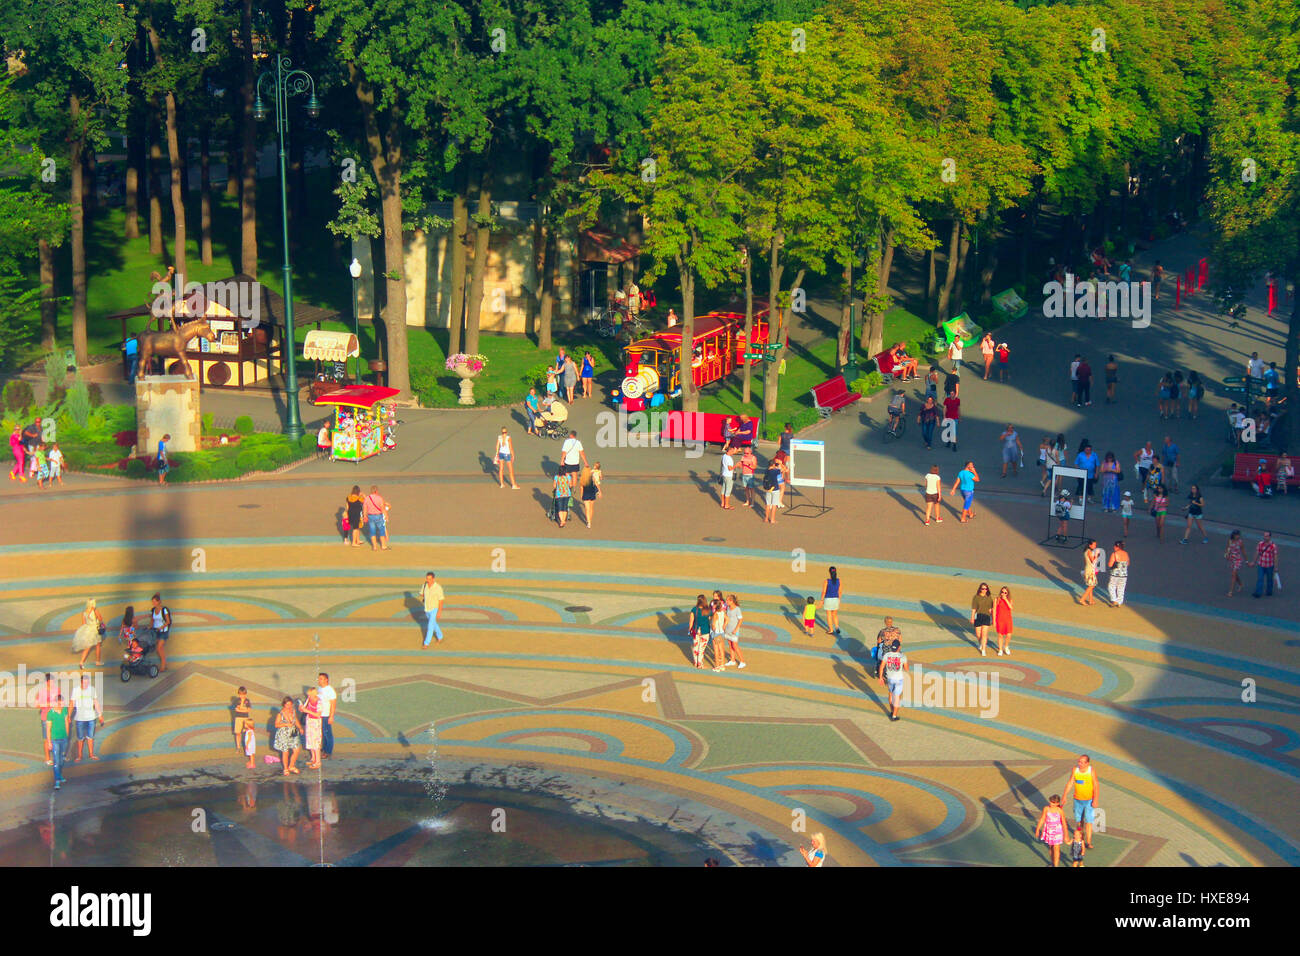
[148,113,164,257]
[83,148,98,217]
[447,191,467,354]
[352,62,410,395]
[926,245,938,322]
[147,23,186,281]
[952,226,971,315]
[239,0,258,276]
[675,251,697,413]
[225,135,239,197]
[124,36,144,238]
[741,247,755,405]
[70,93,89,367]
[464,173,492,355]
[538,223,556,351]
[863,228,894,355]
[200,124,213,264]
[39,239,57,352]
[936,219,961,322]
[838,258,853,368]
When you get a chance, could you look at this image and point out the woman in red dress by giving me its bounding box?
[994,586,1014,657]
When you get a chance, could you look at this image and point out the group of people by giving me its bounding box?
[687,591,745,672]
[551,429,603,529]
[69,594,172,671]
[9,423,63,489]
[232,675,338,776]
[39,672,104,791]
[717,421,795,523]
[343,484,392,550]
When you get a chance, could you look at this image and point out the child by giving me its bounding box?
[125,635,145,664]
[33,444,49,489]
[803,596,817,635]
[1120,490,1133,536]
[1054,489,1072,542]
[1070,826,1086,867]
[996,342,1010,382]
[47,442,63,486]
[242,719,257,769]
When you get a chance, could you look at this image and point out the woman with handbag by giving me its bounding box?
[71,599,106,668]
[345,485,364,547]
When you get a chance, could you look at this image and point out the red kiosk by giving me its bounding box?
[315,385,400,462]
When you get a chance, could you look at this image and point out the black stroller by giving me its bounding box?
[119,627,161,681]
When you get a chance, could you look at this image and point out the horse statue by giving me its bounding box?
[137,319,217,380]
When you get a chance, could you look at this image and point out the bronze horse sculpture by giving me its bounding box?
[137,319,217,380]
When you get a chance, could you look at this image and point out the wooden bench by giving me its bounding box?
[1231,452,1298,491]
[810,375,862,418]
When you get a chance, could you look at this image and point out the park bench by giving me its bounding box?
[810,375,862,418]
[1231,452,1298,491]
[873,349,913,380]
[658,411,734,445]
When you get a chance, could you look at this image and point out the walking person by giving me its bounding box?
[1277,451,1293,495]
[1187,371,1204,419]
[580,351,595,399]
[1248,531,1279,599]
[996,341,1011,382]
[947,335,963,373]
[872,616,901,677]
[1042,436,1062,496]
[1224,530,1246,596]
[739,446,758,507]
[762,459,781,524]
[494,427,520,489]
[562,352,578,404]
[363,485,391,551]
[1061,755,1100,849]
[1035,796,1068,868]
[1069,354,1082,406]
[1179,485,1208,543]
[922,464,944,525]
[1151,484,1169,542]
[722,594,746,669]
[47,442,64,487]
[8,425,25,483]
[1157,373,1175,420]
[1081,540,1101,606]
[420,571,445,646]
[71,599,105,668]
[719,446,736,510]
[274,696,303,775]
[820,567,842,636]
[1120,490,1134,536]
[1152,260,1164,300]
[148,593,171,672]
[917,395,940,450]
[580,462,602,529]
[552,469,574,528]
[1076,356,1093,406]
[970,582,994,656]
[951,461,979,522]
[941,392,961,452]
[994,586,1014,656]
[1099,452,1122,512]
[156,433,171,484]
[1104,354,1118,404]
[524,387,541,436]
[999,424,1023,478]
[878,638,909,722]
[980,332,995,379]
[70,672,104,763]
[1107,541,1130,607]
[44,694,71,790]
[317,673,337,759]
[1074,442,1099,501]
[924,365,940,401]
[1161,435,1181,491]
[346,485,364,547]
[559,430,588,482]
[1134,442,1155,503]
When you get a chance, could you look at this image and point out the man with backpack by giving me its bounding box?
[762,460,782,524]
[878,638,909,722]
[149,593,172,672]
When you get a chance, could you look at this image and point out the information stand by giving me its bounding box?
[785,439,830,517]
[1044,465,1088,547]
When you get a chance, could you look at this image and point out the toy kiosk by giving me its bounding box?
[316,385,400,462]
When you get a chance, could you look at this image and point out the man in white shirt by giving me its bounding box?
[71,673,103,762]
[878,639,909,722]
[1247,352,1265,379]
[559,430,588,480]
[719,448,736,510]
[317,673,337,759]
[1069,355,1082,405]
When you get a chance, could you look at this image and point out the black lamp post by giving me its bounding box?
[254,55,320,441]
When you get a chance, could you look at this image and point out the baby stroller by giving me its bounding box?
[540,400,569,440]
[119,628,160,681]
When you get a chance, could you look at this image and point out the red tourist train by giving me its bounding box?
[611,309,774,411]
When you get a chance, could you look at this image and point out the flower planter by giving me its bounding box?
[451,365,482,405]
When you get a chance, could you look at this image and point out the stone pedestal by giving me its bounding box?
[135,375,201,457]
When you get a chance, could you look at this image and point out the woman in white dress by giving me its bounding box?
[71,599,105,667]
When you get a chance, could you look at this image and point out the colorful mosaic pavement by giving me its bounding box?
[1,533,1296,867]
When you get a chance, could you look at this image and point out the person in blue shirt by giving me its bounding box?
[1074,441,1099,501]
[949,461,980,522]
[124,335,140,383]
[523,387,541,436]
[156,433,170,485]
[1161,435,1180,492]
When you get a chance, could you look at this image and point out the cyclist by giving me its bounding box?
[887,389,906,434]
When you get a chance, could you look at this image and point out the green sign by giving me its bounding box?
[743,352,762,360]
[1223,385,1247,394]
[1223,376,1246,384]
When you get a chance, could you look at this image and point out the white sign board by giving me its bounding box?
[790,439,825,488]
[1050,466,1087,520]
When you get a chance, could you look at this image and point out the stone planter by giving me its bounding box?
[451,365,482,405]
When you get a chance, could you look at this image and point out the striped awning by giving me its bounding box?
[303,330,359,362]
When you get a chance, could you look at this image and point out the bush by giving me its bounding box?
[235,449,269,472]
[760,406,820,441]
[65,376,91,428]
[122,458,150,480]
[201,412,215,434]
[87,383,104,409]
[233,415,255,435]
[44,352,65,395]
[299,432,318,453]
[49,385,67,406]
[3,379,34,413]
[171,453,212,482]
[850,371,885,395]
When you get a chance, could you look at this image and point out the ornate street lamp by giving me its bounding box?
[254,55,321,441]
[349,256,362,382]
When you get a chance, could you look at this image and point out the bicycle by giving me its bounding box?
[883,408,907,441]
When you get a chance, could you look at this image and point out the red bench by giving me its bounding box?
[810,375,862,418]
[874,348,918,380]
[658,412,737,445]
[1232,452,1298,490]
